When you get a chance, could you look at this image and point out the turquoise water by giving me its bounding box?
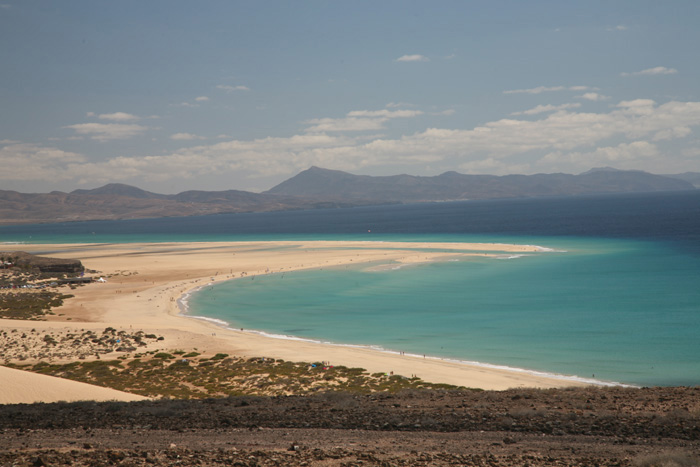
[3,192,699,386]
[189,236,700,387]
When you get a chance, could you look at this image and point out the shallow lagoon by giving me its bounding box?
[189,236,700,387]
[3,191,699,386]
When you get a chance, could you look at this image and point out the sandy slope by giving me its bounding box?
[0,365,147,404]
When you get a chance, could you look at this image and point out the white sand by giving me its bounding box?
[1,241,588,404]
[0,365,147,404]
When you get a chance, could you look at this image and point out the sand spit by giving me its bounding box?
[1,241,586,403]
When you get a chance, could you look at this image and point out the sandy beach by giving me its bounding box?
[0,241,588,403]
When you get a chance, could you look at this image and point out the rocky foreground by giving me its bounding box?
[1,386,699,466]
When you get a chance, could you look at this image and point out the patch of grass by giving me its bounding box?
[0,291,73,320]
[153,352,175,360]
[13,353,464,399]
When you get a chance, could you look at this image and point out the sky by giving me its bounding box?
[1,1,699,194]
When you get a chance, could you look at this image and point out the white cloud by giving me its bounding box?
[538,141,660,171]
[64,123,149,141]
[511,103,581,116]
[434,109,456,116]
[0,143,86,182]
[170,133,205,141]
[195,96,210,102]
[681,146,700,158]
[652,126,691,141]
[616,99,656,115]
[621,66,678,77]
[305,109,423,133]
[344,99,700,170]
[386,102,415,108]
[97,112,140,121]
[503,85,594,95]
[217,84,250,92]
[64,99,700,179]
[304,117,389,133]
[607,24,628,31]
[395,54,429,62]
[12,98,700,188]
[577,92,610,101]
[346,109,423,118]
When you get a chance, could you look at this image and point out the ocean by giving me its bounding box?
[2,190,699,387]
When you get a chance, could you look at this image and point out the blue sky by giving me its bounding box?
[1,1,699,193]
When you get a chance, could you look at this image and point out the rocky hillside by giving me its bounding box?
[0,184,377,225]
[0,168,696,225]
[266,167,696,202]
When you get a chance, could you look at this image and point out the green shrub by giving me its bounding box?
[153,352,175,360]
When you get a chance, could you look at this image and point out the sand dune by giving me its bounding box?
[0,365,147,404]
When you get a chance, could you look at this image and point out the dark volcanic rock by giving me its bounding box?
[1,387,699,466]
[2,251,84,273]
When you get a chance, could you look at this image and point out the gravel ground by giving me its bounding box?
[1,386,699,466]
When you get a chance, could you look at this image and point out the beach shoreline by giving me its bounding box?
[1,241,593,403]
[177,298,617,390]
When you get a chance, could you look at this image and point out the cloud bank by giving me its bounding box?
[8,97,698,189]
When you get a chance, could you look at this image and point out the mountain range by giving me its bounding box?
[268,166,697,202]
[1,167,696,225]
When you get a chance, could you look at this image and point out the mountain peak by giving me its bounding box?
[70,183,163,199]
[265,167,361,196]
[580,167,646,176]
[266,166,695,201]
[580,167,622,175]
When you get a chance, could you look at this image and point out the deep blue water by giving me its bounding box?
[2,190,699,386]
[2,190,699,248]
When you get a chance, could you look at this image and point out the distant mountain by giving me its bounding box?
[266,166,694,202]
[0,184,379,225]
[0,167,695,225]
[70,183,166,199]
[664,172,700,188]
